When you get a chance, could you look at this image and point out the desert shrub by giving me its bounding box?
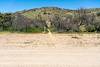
[79,25,87,32]
[97,12,100,16]
[86,25,96,32]
[22,27,43,33]
[93,21,100,32]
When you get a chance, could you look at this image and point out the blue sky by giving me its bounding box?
[0,0,100,12]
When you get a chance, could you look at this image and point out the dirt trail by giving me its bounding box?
[0,33,100,67]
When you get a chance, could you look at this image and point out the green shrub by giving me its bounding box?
[97,12,100,16]
[86,25,96,32]
[25,27,43,33]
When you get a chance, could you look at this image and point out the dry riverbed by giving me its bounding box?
[0,33,100,67]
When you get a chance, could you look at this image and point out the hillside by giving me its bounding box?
[0,7,100,33]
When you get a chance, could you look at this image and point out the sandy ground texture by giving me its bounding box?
[0,33,100,67]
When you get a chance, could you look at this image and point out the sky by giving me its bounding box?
[0,0,100,12]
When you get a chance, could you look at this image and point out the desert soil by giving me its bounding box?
[0,33,100,67]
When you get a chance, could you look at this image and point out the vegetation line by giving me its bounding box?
[0,7,100,33]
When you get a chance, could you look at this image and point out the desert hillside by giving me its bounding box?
[1,7,100,33]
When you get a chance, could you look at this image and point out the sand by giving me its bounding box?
[0,33,100,67]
